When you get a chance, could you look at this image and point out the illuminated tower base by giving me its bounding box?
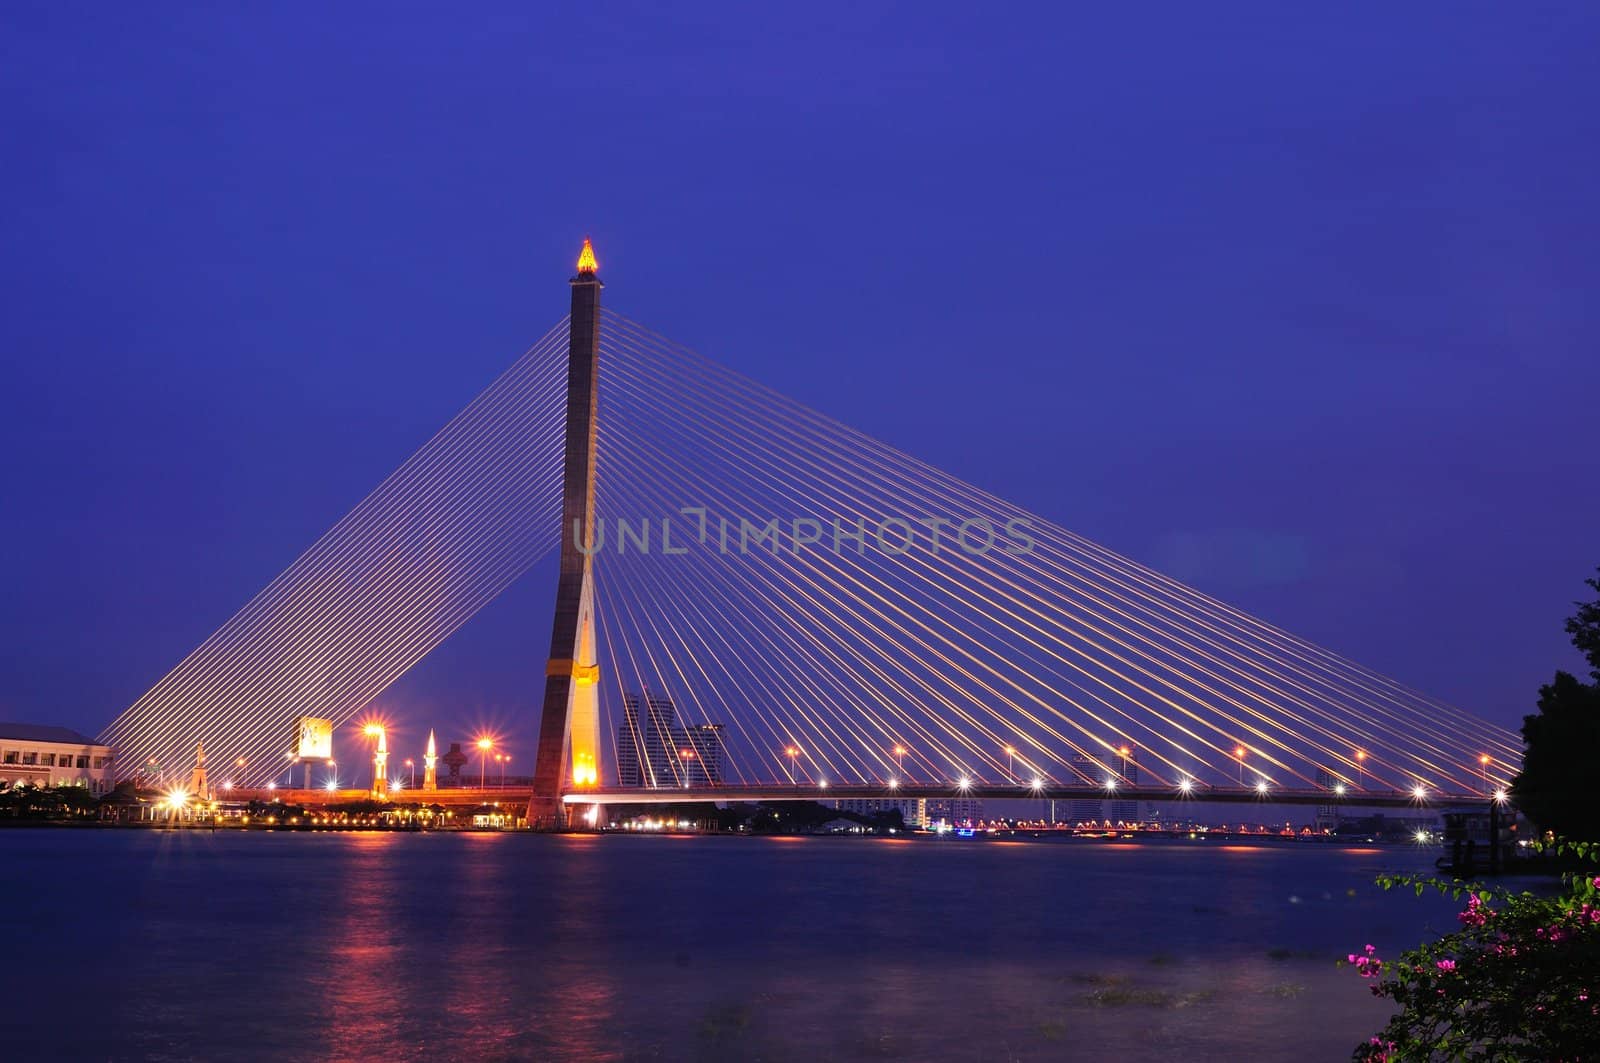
[371,728,389,799]
[188,741,209,800]
[423,729,438,792]
[529,239,603,829]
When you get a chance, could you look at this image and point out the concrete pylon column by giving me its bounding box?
[529,239,603,829]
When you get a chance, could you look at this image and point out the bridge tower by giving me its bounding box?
[528,239,603,828]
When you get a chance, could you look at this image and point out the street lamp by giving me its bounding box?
[1004,745,1016,781]
[784,746,800,784]
[477,737,494,789]
[892,745,906,775]
[326,759,337,790]
[1479,754,1491,793]
[285,751,298,788]
[1234,746,1246,785]
[1355,749,1367,789]
[1118,745,1131,780]
[405,758,415,787]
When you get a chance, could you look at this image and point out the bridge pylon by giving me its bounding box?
[528,239,603,829]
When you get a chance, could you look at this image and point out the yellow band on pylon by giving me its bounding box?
[546,659,600,684]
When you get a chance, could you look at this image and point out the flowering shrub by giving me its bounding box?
[1348,841,1600,1061]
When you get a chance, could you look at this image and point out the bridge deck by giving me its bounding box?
[562,783,1490,809]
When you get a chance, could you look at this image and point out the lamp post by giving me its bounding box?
[477,737,493,790]
[1004,745,1016,782]
[784,746,800,784]
[405,759,415,788]
[1118,745,1132,781]
[1479,754,1491,793]
[1234,746,1246,785]
[327,759,337,790]
[892,745,906,777]
[1356,749,1368,789]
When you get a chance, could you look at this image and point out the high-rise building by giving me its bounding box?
[617,692,725,788]
[681,723,725,787]
[1108,746,1139,824]
[1068,751,1103,824]
[1315,767,1340,829]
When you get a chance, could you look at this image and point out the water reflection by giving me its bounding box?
[1,833,1455,1061]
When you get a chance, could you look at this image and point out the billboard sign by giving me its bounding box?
[294,717,333,760]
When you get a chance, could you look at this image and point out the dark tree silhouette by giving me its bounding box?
[1563,567,1600,681]
[1511,568,1600,841]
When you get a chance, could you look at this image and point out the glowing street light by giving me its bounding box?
[1004,745,1016,780]
[477,736,494,790]
[1178,777,1194,795]
[404,758,415,787]
[784,746,800,784]
[1334,782,1348,797]
[1255,781,1269,796]
[957,775,973,792]
[285,751,299,788]
[1411,784,1428,802]
[1234,746,1246,784]
[1355,749,1368,789]
[888,776,899,790]
[1479,753,1492,793]
[1103,776,1117,792]
[326,759,337,790]
[1030,776,1044,792]
[1118,745,1132,779]
[892,745,907,774]
[1493,789,1508,804]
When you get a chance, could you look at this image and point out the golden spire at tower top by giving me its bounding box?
[576,237,598,274]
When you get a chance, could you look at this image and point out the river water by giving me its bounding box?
[0,831,1458,1061]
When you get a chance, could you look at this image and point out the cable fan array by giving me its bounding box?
[99,320,569,787]
[100,305,1518,802]
[590,311,1519,797]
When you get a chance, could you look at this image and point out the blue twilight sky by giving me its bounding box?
[2,4,1597,764]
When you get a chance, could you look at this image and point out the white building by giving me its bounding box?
[926,797,983,827]
[833,797,926,827]
[0,724,115,793]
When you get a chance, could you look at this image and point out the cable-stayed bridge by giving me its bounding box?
[100,241,1520,826]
